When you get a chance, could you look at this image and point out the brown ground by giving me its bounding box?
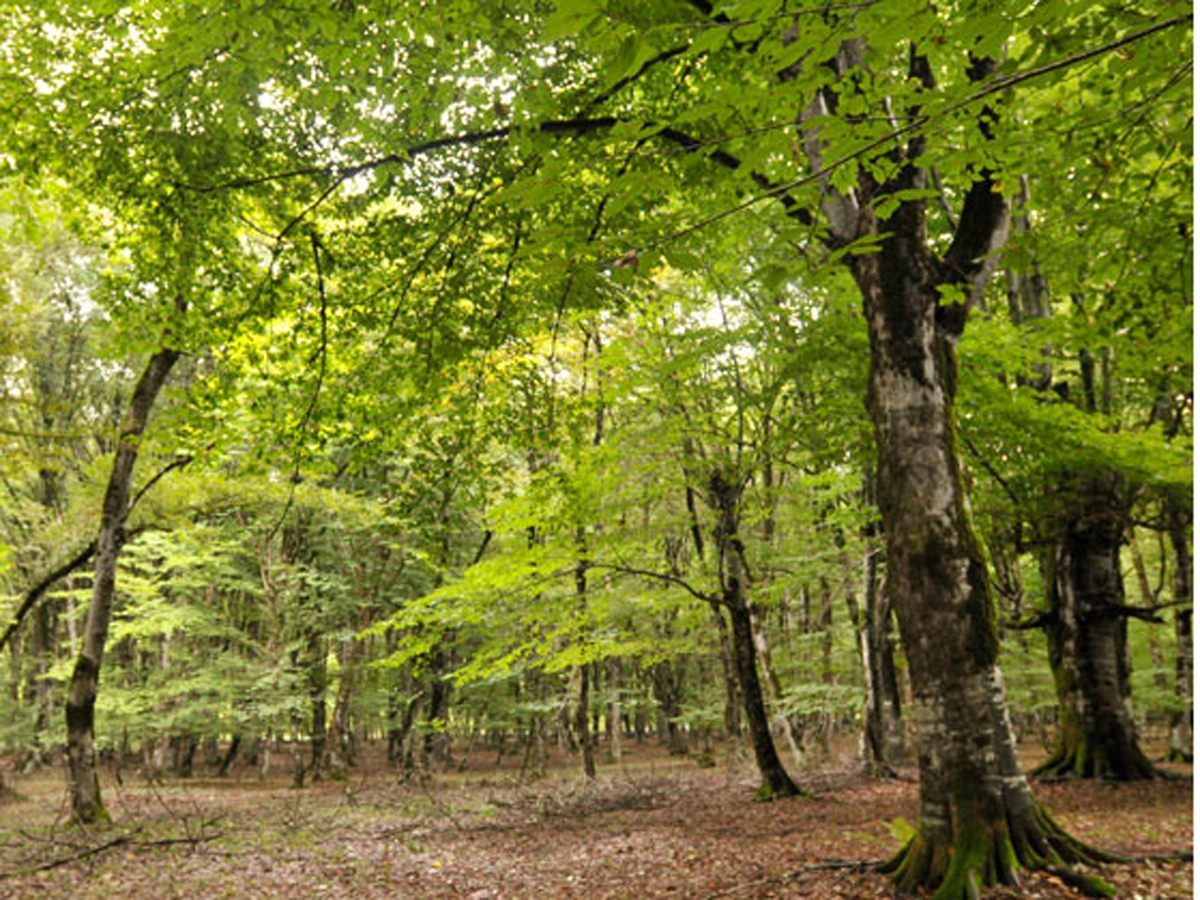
[0,740,1192,899]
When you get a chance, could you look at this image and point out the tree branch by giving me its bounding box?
[0,451,197,653]
[583,560,717,605]
[0,541,97,653]
[172,14,1189,256]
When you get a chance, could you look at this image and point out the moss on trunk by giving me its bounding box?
[882,802,1120,899]
[1035,473,1163,781]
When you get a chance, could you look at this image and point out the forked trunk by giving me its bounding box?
[853,191,1113,897]
[65,345,180,823]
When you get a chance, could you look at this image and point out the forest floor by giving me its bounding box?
[0,739,1192,899]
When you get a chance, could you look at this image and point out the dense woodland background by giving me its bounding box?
[0,1,1192,896]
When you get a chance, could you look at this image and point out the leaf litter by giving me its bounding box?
[0,745,1190,899]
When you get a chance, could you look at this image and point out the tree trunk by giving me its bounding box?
[1032,474,1160,780]
[849,166,1111,894]
[650,659,689,756]
[422,648,453,770]
[1166,497,1193,762]
[709,469,800,800]
[575,661,596,778]
[329,636,360,772]
[307,634,329,782]
[65,344,180,823]
[606,656,623,764]
[218,734,241,777]
[751,602,804,771]
[847,535,904,776]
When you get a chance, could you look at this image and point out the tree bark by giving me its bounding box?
[575,658,596,778]
[847,534,904,776]
[218,734,241,777]
[422,652,453,771]
[606,656,623,763]
[708,469,800,799]
[1033,473,1160,780]
[1166,496,1193,762]
[849,184,1114,895]
[650,658,689,756]
[307,634,329,781]
[65,344,180,823]
[330,636,361,772]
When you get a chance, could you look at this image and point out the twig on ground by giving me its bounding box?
[2,834,133,877]
[1,826,223,878]
[1122,850,1194,863]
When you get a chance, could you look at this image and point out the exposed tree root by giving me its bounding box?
[1031,742,1165,781]
[879,803,1123,900]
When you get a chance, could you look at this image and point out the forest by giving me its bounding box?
[0,1,1193,898]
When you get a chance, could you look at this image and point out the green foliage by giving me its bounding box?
[0,0,1188,812]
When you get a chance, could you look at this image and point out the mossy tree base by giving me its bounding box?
[72,798,112,825]
[880,803,1121,900]
[753,778,806,802]
[1031,740,1164,781]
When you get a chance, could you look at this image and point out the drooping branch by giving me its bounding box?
[0,541,97,653]
[0,447,197,653]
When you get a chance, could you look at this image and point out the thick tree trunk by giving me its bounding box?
[709,469,800,800]
[852,184,1112,896]
[1032,473,1159,780]
[65,345,180,823]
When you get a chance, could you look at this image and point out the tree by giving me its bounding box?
[954,36,1192,781]
[781,8,1184,894]
[0,2,1189,890]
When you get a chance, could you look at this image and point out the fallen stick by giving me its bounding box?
[3,834,132,876]
[1,829,222,878]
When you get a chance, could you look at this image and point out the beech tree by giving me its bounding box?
[0,3,1190,894]
[953,36,1192,782]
